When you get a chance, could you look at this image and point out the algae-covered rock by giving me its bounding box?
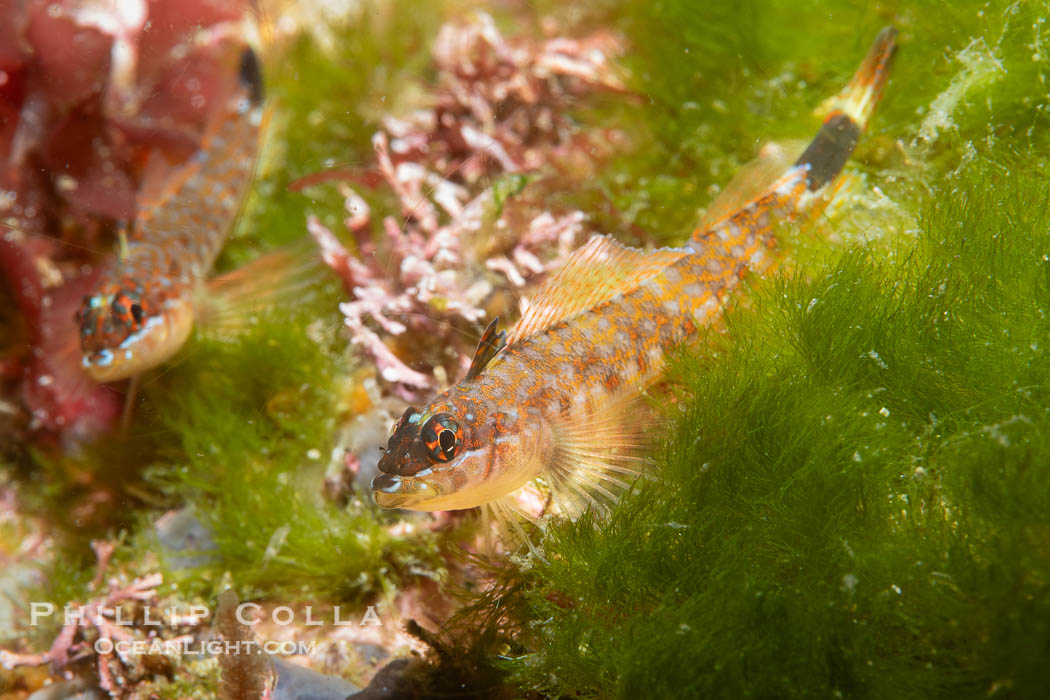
[464,2,1050,697]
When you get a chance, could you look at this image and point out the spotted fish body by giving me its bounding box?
[373,29,897,523]
[77,45,264,382]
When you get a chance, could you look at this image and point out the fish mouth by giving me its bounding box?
[371,472,440,509]
[80,302,195,382]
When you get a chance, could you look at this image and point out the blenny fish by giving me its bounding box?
[373,29,898,527]
[76,44,265,382]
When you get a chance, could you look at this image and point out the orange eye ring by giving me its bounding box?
[421,413,464,462]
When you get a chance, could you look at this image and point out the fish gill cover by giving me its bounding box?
[0,0,1049,698]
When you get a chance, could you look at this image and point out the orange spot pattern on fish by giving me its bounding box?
[77,44,263,379]
[372,28,898,518]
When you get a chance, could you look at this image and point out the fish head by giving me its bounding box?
[372,396,544,511]
[76,278,194,382]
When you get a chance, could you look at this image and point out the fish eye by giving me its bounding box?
[421,413,463,463]
[438,429,456,454]
[130,303,144,323]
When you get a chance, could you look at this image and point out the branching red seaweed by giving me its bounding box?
[307,11,629,397]
[0,539,204,697]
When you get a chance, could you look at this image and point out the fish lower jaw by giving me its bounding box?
[373,487,450,512]
[374,491,433,510]
[373,491,414,509]
[372,465,542,512]
[372,489,481,512]
[372,473,444,511]
[372,478,494,512]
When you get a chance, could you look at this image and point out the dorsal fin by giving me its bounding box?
[506,235,689,347]
[696,141,802,233]
[465,316,507,381]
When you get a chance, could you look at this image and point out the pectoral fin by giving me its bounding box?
[196,242,326,336]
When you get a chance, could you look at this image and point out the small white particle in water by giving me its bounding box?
[807,297,819,313]
[56,175,78,191]
[879,407,891,417]
[306,449,321,461]
[262,525,291,565]
[841,573,859,593]
[867,350,889,369]
[852,451,862,463]
[37,375,52,387]
[891,584,902,595]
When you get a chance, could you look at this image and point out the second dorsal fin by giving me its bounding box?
[506,235,689,347]
[696,141,802,233]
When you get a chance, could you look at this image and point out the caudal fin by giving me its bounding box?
[795,26,897,192]
[690,27,897,250]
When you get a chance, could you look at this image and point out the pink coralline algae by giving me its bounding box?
[308,12,628,395]
[0,539,201,696]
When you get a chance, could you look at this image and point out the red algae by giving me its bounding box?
[0,0,255,443]
[308,11,628,397]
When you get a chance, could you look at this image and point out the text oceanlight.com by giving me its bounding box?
[94,638,318,656]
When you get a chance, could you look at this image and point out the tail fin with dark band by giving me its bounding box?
[795,26,897,192]
[690,27,897,252]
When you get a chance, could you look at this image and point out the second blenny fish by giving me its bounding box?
[373,29,898,528]
[76,43,265,382]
